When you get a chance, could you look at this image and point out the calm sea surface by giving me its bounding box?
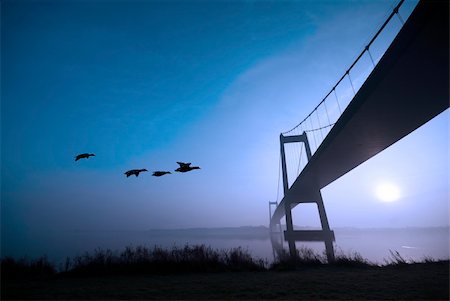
[8,227,449,265]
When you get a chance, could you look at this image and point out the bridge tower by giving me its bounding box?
[269,201,284,257]
[268,201,282,234]
[279,132,335,262]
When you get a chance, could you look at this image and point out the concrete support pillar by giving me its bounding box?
[278,132,335,262]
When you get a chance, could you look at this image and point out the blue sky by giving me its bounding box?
[1,0,448,257]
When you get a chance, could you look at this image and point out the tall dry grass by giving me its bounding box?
[1,245,444,279]
[61,244,266,276]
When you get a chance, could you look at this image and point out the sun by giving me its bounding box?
[375,182,401,202]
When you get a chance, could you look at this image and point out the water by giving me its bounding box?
[6,227,449,266]
[332,227,449,263]
[285,227,450,264]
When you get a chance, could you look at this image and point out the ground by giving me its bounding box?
[2,261,449,300]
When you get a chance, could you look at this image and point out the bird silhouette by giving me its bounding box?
[175,162,200,173]
[75,153,95,161]
[124,169,148,177]
[152,171,171,177]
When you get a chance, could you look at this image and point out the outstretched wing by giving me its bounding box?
[75,154,85,161]
[177,162,191,168]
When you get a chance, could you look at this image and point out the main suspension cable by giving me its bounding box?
[281,0,405,136]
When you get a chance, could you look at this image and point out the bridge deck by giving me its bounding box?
[271,0,449,225]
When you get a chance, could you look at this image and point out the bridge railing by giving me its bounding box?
[281,0,411,187]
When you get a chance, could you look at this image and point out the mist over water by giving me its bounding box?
[295,227,450,263]
[3,227,448,266]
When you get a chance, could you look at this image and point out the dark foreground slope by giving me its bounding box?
[3,261,448,300]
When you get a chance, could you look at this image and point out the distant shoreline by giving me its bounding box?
[65,225,450,240]
[68,225,450,233]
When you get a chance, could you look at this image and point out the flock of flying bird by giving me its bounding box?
[74,153,200,177]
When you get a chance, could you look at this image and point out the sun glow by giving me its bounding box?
[375,182,401,202]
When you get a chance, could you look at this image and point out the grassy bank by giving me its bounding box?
[1,245,449,300]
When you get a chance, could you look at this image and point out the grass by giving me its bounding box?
[2,245,448,300]
[1,245,266,278]
[334,250,373,267]
[270,247,374,270]
[1,245,445,277]
[66,244,266,275]
[2,244,445,281]
[0,256,56,280]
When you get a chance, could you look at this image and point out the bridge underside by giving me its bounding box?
[271,0,449,226]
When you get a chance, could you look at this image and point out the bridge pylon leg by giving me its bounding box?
[316,191,335,262]
[279,132,335,262]
[284,201,297,257]
[283,192,335,262]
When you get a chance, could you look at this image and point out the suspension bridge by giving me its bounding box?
[269,0,449,261]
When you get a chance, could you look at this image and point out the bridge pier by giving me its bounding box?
[279,133,335,262]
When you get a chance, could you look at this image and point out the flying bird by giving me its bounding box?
[75,153,95,161]
[175,162,200,173]
[152,171,171,177]
[124,169,148,177]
